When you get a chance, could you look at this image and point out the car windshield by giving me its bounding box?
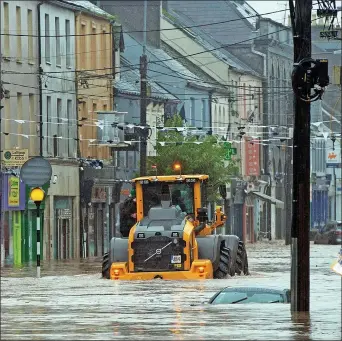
[212,290,285,304]
[142,182,194,216]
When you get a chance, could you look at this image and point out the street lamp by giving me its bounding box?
[173,162,182,176]
[30,187,45,278]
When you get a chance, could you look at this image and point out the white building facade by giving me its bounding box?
[39,1,80,260]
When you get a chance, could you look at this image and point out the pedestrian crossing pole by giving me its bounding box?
[30,187,45,278]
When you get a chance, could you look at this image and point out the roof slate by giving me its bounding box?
[162,10,260,77]
[115,60,177,101]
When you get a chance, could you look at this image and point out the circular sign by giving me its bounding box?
[20,157,52,187]
[4,151,11,160]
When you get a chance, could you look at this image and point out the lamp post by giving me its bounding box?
[173,162,182,176]
[29,187,45,278]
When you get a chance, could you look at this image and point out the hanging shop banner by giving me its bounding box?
[8,176,20,207]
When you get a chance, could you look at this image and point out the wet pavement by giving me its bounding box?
[1,242,341,340]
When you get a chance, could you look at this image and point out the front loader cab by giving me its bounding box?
[132,175,209,222]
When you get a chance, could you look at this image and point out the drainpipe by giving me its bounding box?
[37,2,44,157]
[208,90,213,135]
[251,42,271,239]
[111,21,116,82]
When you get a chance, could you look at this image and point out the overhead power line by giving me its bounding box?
[1,15,322,76]
[0,8,292,38]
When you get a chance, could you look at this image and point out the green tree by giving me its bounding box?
[147,114,240,200]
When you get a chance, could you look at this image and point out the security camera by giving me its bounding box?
[52,175,58,184]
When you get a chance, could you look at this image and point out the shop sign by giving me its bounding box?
[91,186,107,202]
[2,149,28,168]
[244,139,260,176]
[57,208,72,219]
[8,176,20,207]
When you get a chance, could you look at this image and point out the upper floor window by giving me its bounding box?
[80,23,86,69]
[45,14,50,63]
[91,26,97,69]
[29,94,35,154]
[16,6,22,60]
[65,20,71,67]
[27,9,34,62]
[3,2,10,57]
[56,98,62,156]
[101,28,107,70]
[46,96,52,154]
[55,17,61,66]
[17,93,23,147]
[67,99,73,157]
[190,98,195,126]
[201,99,206,127]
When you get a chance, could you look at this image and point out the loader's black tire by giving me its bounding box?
[102,252,110,279]
[235,241,249,276]
[213,243,231,279]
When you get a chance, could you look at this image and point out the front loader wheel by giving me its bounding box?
[102,252,110,279]
[235,241,249,276]
[214,242,231,279]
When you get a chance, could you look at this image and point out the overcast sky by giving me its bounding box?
[248,1,342,25]
[247,1,289,25]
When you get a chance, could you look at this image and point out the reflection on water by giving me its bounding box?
[1,243,341,340]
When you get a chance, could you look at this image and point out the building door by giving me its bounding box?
[12,211,22,266]
[54,197,73,260]
[56,218,70,259]
[95,206,104,257]
[245,205,254,243]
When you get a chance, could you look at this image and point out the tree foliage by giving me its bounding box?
[146,114,240,200]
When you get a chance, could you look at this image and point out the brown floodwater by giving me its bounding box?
[1,242,341,340]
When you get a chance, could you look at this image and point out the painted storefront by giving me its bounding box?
[1,174,26,266]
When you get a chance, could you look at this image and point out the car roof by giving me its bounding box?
[221,287,288,295]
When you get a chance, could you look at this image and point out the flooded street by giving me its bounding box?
[1,242,341,340]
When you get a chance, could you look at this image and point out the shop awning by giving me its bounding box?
[250,192,285,209]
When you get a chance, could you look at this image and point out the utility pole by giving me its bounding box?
[139,0,148,176]
[289,0,312,312]
[0,0,5,267]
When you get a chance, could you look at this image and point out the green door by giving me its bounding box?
[13,211,22,267]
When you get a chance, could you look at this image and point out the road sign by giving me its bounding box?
[2,149,28,167]
[326,149,341,168]
[20,157,52,187]
[224,147,237,160]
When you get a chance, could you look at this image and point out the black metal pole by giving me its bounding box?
[140,54,148,176]
[333,167,337,220]
[35,202,41,278]
[37,2,43,157]
[290,0,312,312]
[139,0,148,176]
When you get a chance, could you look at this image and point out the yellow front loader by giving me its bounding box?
[102,174,249,280]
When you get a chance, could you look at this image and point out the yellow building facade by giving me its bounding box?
[75,11,114,161]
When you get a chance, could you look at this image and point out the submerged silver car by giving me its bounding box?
[209,287,291,304]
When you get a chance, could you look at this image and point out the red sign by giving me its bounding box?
[244,138,260,176]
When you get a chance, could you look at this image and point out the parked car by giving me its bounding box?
[208,287,290,305]
[314,221,342,245]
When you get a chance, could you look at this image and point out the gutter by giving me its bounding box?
[37,1,44,157]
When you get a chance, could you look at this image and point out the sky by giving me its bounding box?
[248,1,342,25]
[247,1,289,25]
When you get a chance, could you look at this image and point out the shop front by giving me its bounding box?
[87,185,111,258]
[1,174,26,266]
[54,197,74,260]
